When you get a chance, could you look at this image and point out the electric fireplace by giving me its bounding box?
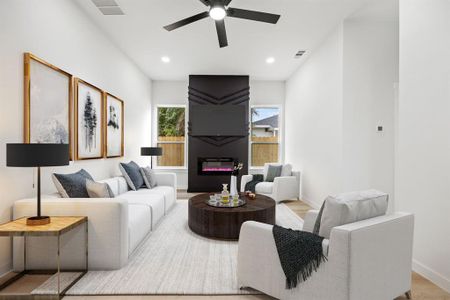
[198,157,235,175]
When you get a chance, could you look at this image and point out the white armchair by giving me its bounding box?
[237,210,414,300]
[240,163,300,203]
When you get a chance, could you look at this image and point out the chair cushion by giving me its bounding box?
[86,179,115,198]
[316,190,389,239]
[263,163,293,180]
[119,161,144,191]
[266,165,282,182]
[52,169,93,198]
[255,182,273,194]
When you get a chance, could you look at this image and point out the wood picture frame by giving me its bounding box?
[105,93,124,158]
[23,53,73,159]
[74,78,105,160]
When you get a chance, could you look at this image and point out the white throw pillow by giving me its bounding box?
[317,190,389,239]
[86,179,115,198]
[140,167,157,189]
[281,164,293,177]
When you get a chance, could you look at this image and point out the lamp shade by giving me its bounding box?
[141,147,163,156]
[7,143,70,167]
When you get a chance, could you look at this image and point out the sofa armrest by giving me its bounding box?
[302,209,319,233]
[240,174,253,192]
[272,176,300,202]
[155,172,177,188]
[13,197,129,270]
[328,213,414,299]
[237,221,286,296]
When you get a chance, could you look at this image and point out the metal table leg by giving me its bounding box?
[57,233,60,295]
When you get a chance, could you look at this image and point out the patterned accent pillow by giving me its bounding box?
[119,161,144,191]
[140,167,157,189]
[86,179,115,198]
[266,165,283,182]
[52,169,93,198]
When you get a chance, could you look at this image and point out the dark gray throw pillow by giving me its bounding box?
[266,165,283,182]
[52,169,93,198]
[119,161,144,191]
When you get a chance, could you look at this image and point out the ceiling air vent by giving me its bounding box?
[294,50,306,59]
[91,0,125,15]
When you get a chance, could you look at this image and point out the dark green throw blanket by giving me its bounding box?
[244,174,264,193]
[272,225,327,289]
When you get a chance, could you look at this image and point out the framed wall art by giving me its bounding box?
[23,53,72,157]
[74,78,104,160]
[105,93,124,158]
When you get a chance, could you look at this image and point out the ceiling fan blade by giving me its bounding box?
[215,19,228,48]
[164,11,209,31]
[223,0,232,6]
[227,8,280,24]
[198,0,210,6]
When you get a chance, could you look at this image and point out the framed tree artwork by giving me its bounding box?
[24,53,72,158]
[74,78,104,160]
[105,93,124,158]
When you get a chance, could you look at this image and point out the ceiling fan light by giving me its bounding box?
[210,6,226,20]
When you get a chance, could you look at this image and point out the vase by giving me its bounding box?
[230,175,238,197]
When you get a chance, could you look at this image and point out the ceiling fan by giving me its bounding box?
[163,0,281,48]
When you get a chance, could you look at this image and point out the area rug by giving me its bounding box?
[62,200,303,295]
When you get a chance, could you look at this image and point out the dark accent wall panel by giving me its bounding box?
[188,75,249,192]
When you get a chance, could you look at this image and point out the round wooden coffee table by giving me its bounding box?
[188,193,276,240]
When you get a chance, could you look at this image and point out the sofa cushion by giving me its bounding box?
[140,167,157,189]
[120,191,165,229]
[128,203,152,255]
[146,186,176,214]
[316,190,389,239]
[52,169,93,198]
[117,176,129,195]
[86,180,115,198]
[255,182,273,194]
[98,178,119,196]
[119,161,144,191]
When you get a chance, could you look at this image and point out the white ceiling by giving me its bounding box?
[75,0,374,81]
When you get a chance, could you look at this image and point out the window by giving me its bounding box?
[156,106,186,167]
[250,106,280,167]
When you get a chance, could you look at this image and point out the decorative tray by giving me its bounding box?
[205,196,247,208]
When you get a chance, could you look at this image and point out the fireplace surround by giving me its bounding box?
[188,75,249,192]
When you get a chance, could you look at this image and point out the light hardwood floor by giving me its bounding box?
[3,191,448,299]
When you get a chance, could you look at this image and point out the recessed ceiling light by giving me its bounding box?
[161,56,171,63]
[210,6,226,20]
[266,57,275,64]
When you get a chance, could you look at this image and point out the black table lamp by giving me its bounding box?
[7,143,70,226]
[141,147,163,169]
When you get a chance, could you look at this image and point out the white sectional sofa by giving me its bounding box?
[13,173,176,271]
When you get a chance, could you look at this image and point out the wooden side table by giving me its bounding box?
[0,216,88,299]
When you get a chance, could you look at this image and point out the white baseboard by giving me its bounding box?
[0,261,12,278]
[300,195,321,210]
[413,259,450,293]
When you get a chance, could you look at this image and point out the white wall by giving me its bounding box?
[285,26,344,208]
[342,18,399,211]
[285,3,399,208]
[397,0,450,292]
[151,80,285,189]
[0,0,152,275]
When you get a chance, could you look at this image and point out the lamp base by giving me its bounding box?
[26,216,50,226]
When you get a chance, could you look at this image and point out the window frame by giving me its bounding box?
[154,104,187,169]
[249,104,282,169]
